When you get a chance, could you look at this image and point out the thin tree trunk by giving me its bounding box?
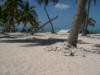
[83,0,91,36]
[22,24,26,32]
[84,23,88,35]
[81,23,85,36]
[40,16,58,30]
[82,23,87,36]
[44,6,55,33]
[68,0,87,47]
[31,16,58,34]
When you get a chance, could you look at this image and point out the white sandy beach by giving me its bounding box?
[0,32,100,75]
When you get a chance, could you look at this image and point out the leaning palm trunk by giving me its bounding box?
[68,0,87,47]
[44,6,55,33]
[31,16,58,34]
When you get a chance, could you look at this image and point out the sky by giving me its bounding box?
[28,0,100,32]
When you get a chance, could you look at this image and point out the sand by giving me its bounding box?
[0,32,100,75]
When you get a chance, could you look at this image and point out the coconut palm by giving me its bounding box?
[1,0,24,32]
[36,0,58,33]
[82,0,96,35]
[68,0,96,47]
[0,5,2,18]
[0,5,4,24]
[0,5,9,32]
[18,1,39,32]
[81,17,96,34]
[85,17,96,33]
[67,0,88,47]
[0,0,39,32]
[87,18,96,26]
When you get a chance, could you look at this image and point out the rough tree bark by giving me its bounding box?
[68,0,87,47]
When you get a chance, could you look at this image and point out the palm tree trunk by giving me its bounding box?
[22,24,26,32]
[31,16,58,34]
[44,6,55,33]
[82,21,88,36]
[39,16,58,30]
[84,0,91,35]
[84,23,88,35]
[68,0,87,47]
[81,23,85,36]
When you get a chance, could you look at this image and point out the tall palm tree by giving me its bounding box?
[81,17,96,34]
[44,6,55,33]
[36,0,58,33]
[2,0,24,32]
[68,0,88,47]
[0,5,2,20]
[0,2,4,27]
[87,18,96,27]
[68,0,96,47]
[85,17,96,32]
[0,6,4,26]
[0,5,10,32]
[82,0,96,35]
[19,1,39,32]
[0,0,39,32]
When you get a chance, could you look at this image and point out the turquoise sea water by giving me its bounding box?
[0,25,100,33]
[41,25,100,33]
[90,29,100,33]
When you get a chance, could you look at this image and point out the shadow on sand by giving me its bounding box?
[78,40,92,44]
[0,33,27,38]
[0,34,92,47]
[83,44,100,54]
[0,38,67,47]
[0,35,17,38]
[94,44,100,48]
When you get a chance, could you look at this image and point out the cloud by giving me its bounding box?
[55,3,70,10]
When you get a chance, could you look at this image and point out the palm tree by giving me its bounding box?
[81,17,96,34]
[82,0,96,35]
[0,5,5,24]
[87,18,96,27]
[19,1,39,32]
[0,0,39,32]
[67,0,87,47]
[0,5,2,17]
[36,0,58,33]
[0,5,9,32]
[2,0,24,32]
[85,17,96,33]
[68,0,96,47]
[44,6,55,33]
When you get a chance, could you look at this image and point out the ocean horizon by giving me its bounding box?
[0,24,100,33]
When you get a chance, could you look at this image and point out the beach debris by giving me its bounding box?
[63,42,87,57]
[46,41,88,57]
[46,42,64,51]
[63,41,77,56]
